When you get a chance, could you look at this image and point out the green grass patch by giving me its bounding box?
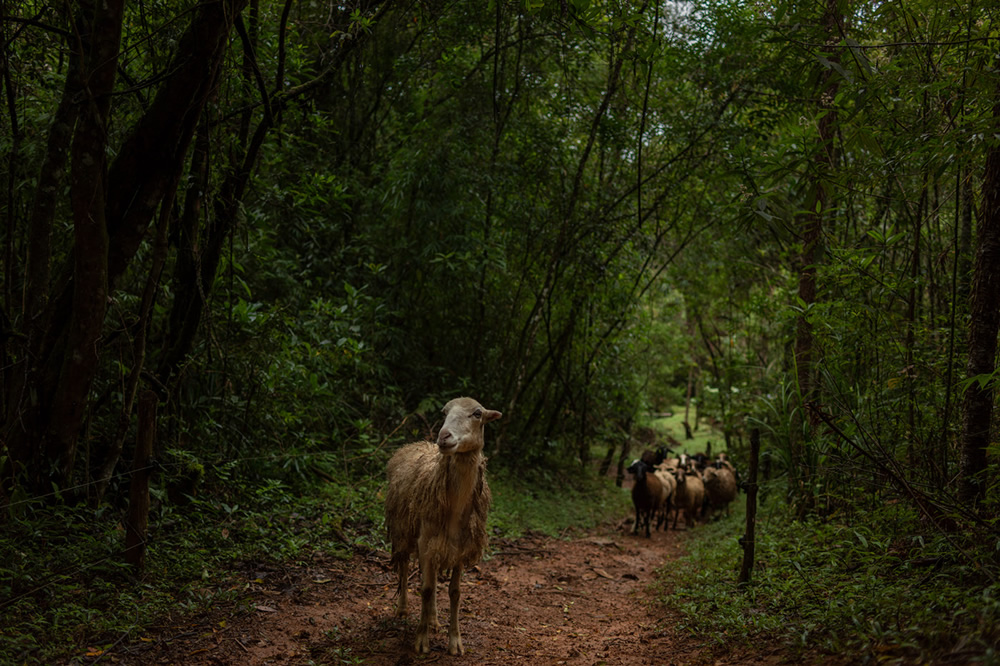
[488,465,632,540]
[645,405,724,456]
[660,496,1000,663]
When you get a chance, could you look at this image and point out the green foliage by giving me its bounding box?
[663,498,1000,662]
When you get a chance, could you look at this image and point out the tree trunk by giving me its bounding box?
[791,0,843,504]
[3,5,79,484]
[739,429,760,587]
[684,365,694,438]
[43,0,125,487]
[958,80,1000,506]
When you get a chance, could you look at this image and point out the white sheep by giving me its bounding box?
[653,466,677,530]
[384,397,502,655]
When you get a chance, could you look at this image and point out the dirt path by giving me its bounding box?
[126,520,772,665]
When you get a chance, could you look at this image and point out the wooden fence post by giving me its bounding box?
[738,427,760,587]
[125,390,157,570]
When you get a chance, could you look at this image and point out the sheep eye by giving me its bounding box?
[472,409,482,419]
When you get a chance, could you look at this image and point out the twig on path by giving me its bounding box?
[493,548,551,556]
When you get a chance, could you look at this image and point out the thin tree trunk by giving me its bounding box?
[739,428,760,587]
[791,0,843,506]
[684,365,694,439]
[125,390,157,570]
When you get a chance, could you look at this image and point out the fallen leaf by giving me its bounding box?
[255,605,278,613]
[313,578,332,584]
[592,568,614,580]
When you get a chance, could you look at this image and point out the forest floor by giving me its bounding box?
[113,518,816,666]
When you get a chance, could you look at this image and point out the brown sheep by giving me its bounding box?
[672,466,705,529]
[703,464,738,518]
[385,397,501,655]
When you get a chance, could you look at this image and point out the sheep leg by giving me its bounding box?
[415,554,437,654]
[394,556,409,618]
[447,564,464,655]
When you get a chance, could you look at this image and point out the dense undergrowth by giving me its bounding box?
[0,458,630,664]
[665,493,1000,664]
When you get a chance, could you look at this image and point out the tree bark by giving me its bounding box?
[958,79,1000,506]
[791,0,842,500]
[43,0,124,486]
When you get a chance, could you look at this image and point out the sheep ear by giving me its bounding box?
[483,409,502,423]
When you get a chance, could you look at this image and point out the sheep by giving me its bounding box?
[691,451,710,471]
[671,466,705,529]
[628,458,667,537]
[641,445,675,468]
[715,453,742,491]
[702,463,738,519]
[385,397,502,655]
[653,466,677,530]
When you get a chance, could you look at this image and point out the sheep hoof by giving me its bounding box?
[448,635,464,656]
[414,632,431,654]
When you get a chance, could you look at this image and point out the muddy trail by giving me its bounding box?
[122,519,793,666]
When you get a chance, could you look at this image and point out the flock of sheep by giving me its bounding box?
[627,448,740,538]
[381,396,740,656]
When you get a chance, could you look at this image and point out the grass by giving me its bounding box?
[646,405,726,456]
[489,464,632,539]
[661,492,1000,664]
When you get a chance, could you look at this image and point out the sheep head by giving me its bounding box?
[673,466,687,486]
[436,397,502,454]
